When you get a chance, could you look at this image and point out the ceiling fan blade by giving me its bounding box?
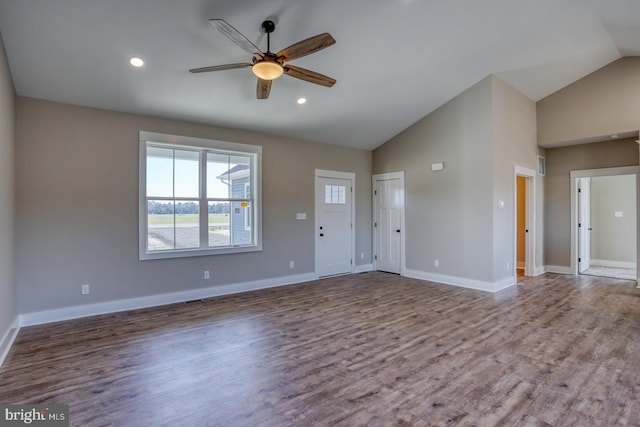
[276,33,336,62]
[257,78,272,99]
[284,65,336,87]
[189,63,252,73]
[210,19,264,58]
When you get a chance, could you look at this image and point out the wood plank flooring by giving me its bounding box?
[1,272,640,426]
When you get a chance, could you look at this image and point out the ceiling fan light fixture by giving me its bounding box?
[252,61,284,80]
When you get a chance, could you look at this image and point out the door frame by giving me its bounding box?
[514,166,536,277]
[569,165,640,279]
[315,169,356,277]
[372,171,406,275]
[577,177,592,273]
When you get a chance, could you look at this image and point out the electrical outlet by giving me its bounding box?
[204,270,210,279]
[289,261,295,269]
[82,284,90,295]
[434,259,439,267]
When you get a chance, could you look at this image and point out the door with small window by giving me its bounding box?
[315,172,354,277]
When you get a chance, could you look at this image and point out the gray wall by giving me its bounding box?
[491,76,543,280]
[0,33,16,341]
[538,57,640,146]
[372,75,540,284]
[590,175,636,265]
[544,139,638,267]
[15,97,372,314]
[373,76,494,282]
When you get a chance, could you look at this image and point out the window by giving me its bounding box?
[139,132,262,260]
[324,184,346,204]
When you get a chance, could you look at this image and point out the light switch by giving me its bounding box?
[615,211,623,218]
[296,212,307,220]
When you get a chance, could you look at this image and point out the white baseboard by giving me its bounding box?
[589,259,637,269]
[534,266,546,276]
[545,265,573,274]
[19,272,318,327]
[353,264,374,274]
[0,317,20,368]
[404,269,516,293]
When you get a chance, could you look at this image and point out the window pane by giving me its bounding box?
[208,201,230,247]
[147,200,174,251]
[147,147,174,197]
[324,185,346,204]
[175,202,200,249]
[338,186,345,204]
[207,153,230,198]
[174,150,199,198]
[230,155,251,190]
[231,201,252,245]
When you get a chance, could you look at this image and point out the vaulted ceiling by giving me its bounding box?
[0,0,638,150]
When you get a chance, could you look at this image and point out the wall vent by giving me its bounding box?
[537,156,546,176]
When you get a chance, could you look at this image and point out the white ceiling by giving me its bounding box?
[0,0,636,150]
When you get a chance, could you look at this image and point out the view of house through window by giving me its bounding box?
[140,132,261,260]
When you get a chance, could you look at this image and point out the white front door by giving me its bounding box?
[579,177,591,273]
[315,174,353,277]
[373,173,404,274]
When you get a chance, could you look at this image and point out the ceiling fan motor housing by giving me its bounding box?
[262,20,276,34]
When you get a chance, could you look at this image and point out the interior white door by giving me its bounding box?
[579,177,591,273]
[315,176,352,277]
[374,177,403,274]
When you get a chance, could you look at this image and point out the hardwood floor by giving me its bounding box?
[1,272,640,426]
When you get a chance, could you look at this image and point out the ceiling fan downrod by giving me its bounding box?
[262,20,276,54]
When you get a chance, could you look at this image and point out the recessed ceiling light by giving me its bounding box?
[297,97,307,105]
[129,57,144,68]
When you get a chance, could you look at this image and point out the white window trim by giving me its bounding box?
[139,131,262,260]
[244,182,251,231]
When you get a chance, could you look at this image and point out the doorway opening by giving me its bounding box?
[514,166,536,278]
[570,166,640,282]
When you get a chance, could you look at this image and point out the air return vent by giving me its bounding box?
[537,156,546,176]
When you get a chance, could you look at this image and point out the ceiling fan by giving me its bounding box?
[190,19,336,99]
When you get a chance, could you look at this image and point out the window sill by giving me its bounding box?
[139,244,262,261]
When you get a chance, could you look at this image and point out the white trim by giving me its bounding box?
[569,166,640,179]
[569,166,640,280]
[589,259,637,269]
[534,266,546,276]
[140,131,263,154]
[19,272,317,327]
[353,264,374,274]
[0,317,20,368]
[545,265,573,274]
[372,171,406,274]
[514,166,537,278]
[404,269,516,293]
[314,169,356,277]
[139,132,263,260]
